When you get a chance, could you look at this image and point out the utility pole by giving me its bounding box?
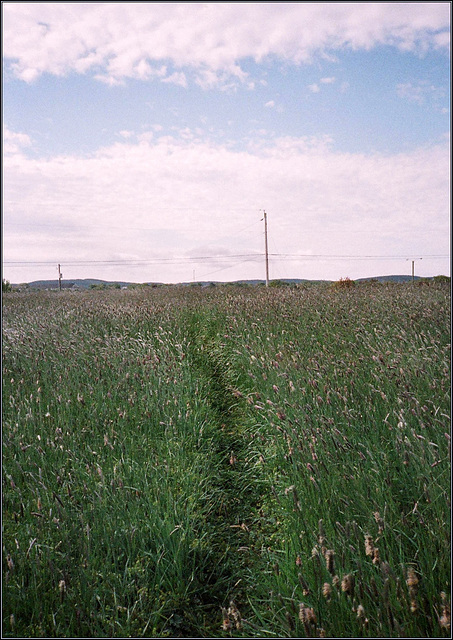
[407,257,422,283]
[58,264,62,291]
[263,210,269,287]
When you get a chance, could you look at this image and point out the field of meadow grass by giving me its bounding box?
[2,282,450,638]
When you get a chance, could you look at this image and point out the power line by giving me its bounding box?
[2,254,262,268]
[269,253,449,260]
[199,256,260,279]
[3,253,448,267]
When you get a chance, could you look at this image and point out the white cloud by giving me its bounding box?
[162,72,188,88]
[3,132,450,282]
[397,80,447,105]
[265,100,276,108]
[320,77,336,84]
[3,3,450,86]
[3,126,32,154]
[308,83,320,93]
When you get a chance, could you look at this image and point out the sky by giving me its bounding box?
[2,2,451,284]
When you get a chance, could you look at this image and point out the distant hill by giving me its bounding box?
[10,275,446,290]
[14,279,140,290]
[355,275,423,283]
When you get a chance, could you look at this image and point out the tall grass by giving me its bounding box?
[2,283,450,637]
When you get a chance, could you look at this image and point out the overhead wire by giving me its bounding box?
[3,253,448,267]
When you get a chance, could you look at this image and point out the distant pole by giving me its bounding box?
[407,257,422,283]
[58,264,62,291]
[263,210,269,287]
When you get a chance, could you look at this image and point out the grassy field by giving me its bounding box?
[2,282,450,638]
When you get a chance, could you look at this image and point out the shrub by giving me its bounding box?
[332,276,355,290]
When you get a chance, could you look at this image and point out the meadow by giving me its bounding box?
[2,282,450,638]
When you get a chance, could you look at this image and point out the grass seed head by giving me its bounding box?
[299,603,317,625]
[341,574,355,597]
[59,579,66,601]
[228,601,242,630]
[372,548,380,565]
[322,582,332,600]
[298,572,310,596]
[439,595,451,631]
[221,607,231,631]
[365,535,374,557]
[374,511,384,533]
[325,549,335,575]
[406,567,419,595]
[7,555,14,571]
[285,611,295,630]
[356,604,365,619]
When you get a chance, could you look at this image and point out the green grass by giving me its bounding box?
[2,283,450,637]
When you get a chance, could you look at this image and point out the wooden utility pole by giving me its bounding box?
[58,264,62,291]
[263,210,269,287]
[407,257,422,283]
